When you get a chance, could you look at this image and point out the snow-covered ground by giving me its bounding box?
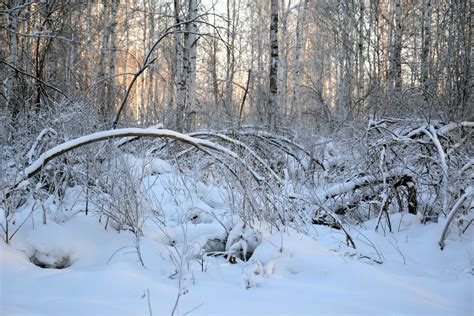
[2,210,473,315]
[1,158,473,315]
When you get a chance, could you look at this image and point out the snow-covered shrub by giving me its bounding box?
[225,221,262,261]
[93,153,147,236]
[306,118,473,238]
[1,100,105,212]
[0,185,31,244]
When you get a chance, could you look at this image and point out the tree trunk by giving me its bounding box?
[389,0,402,101]
[97,1,110,117]
[6,0,20,118]
[106,0,119,117]
[291,0,308,124]
[174,0,186,132]
[278,0,290,118]
[268,0,279,131]
[186,0,198,130]
[420,0,432,95]
[357,0,365,100]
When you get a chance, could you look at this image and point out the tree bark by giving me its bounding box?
[291,0,308,124]
[6,0,20,118]
[357,0,365,100]
[268,0,279,130]
[420,0,432,95]
[186,0,198,130]
[106,0,119,117]
[389,0,402,101]
[174,0,186,132]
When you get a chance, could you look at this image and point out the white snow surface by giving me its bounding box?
[1,166,473,315]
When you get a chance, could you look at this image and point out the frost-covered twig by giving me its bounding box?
[189,131,283,183]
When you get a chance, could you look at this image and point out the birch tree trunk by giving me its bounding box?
[268,0,279,131]
[278,0,290,118]
[84,0,93,88]
[106,0,119,117]
[420,0,432,95]
[255,2,265,124]
[291,0,308,124]
[147,0,157,123]
[140,1,148,125]
[339,2,352,116]
[457,0,471,118]
[5,0,20,118]
[389,0,402,101]
[166,10,176,124]
[186,0,198,130]
[224,0,234,123]
[97,1,110,117]
[357,0,365,100]
[120,0,130,94]
[34,2,55,112]
[174,0,186,132]
[210,22,220,115]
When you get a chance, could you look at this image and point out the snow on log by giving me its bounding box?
[316,168,412,200]
[437,121,474,135]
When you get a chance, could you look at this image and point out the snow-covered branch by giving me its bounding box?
[439,186,473,250]
[15,128,265,188]
[316,168,412,200]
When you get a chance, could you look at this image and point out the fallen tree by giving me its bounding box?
[366,120,473,220]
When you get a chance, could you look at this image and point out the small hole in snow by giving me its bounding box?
[29,251,72,269]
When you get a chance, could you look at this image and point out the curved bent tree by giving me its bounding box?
[10,128,266,194]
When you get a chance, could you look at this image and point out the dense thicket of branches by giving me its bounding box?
[1,1,472,249]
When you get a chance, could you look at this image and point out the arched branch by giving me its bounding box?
[11,128,264,193]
